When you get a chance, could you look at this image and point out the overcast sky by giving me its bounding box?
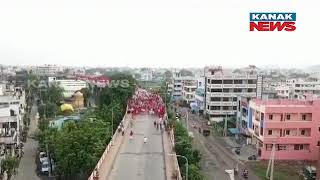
[0,0,319,68]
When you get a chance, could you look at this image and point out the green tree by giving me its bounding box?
[163,70,172,80]
[54,119,111,179]
[80,88,91,107]
[0,156,18,180]
[180,69,193,77]
[38,102,58,119]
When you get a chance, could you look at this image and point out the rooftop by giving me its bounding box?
[252,99,320,107]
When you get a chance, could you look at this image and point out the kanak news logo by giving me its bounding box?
[250,12,296,31]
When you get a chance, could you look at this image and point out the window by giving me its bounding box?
[318,141,320,146]
[233,97,237,101]
[269,114,273,120]
[222,106,229,110]
[207,105,209,110]
[266,144,273,151]
[223,80,233,84]
[223,97,229,101]
[233,106,237,110]
[286,114,291,120]
[302,114,306,120]
[268,130,272,135]
[211,97,221,101]
[207,79,210,83]
[277,145,287,151]
[212,80,222,84]
[294,144,309,150]
[211,89,222,92]
[223,88,230,92]
[234,80,243,84]
[211,106,220,110]
[234,88,242,92]
[286,130,290,135]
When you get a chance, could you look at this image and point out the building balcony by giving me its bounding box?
[248,84,257,88]
[264,121,313,129]
[207,110,236,115]
[223,84,233,88]
[173,87,183,91]
[234,84,248,88]
[184,84,197,88]
[209,84,223,88]
[0,116,17,123]
[209,92,223,97]
[0,136,16,144]
[263,136,312,144]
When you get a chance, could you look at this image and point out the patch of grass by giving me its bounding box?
[248,161,301,180]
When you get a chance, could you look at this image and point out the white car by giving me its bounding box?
[41,160,49,174]
[41,159,55,174]
[39,152,48,164]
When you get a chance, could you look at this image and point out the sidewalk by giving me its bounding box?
[93,116,129,180]
[162,132,175,180]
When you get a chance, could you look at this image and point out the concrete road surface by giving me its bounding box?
[108,114,166,180]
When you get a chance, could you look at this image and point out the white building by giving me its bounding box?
[0,88,25,155]
[34,65,62,76]
[204,66,263,118]
[48,77,87,98]
[171,71,198,103]
[275,79,320,99]
[192,77,205,113]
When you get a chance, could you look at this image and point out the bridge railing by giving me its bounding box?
[168,128,183,180]
[88,106,128,180]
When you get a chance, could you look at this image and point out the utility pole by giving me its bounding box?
[266,143,276,180]
[186,111,189,131]
[224,114,228,136]
[46,144,52,177]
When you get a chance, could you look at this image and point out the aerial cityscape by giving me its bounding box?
[0,64,319,180]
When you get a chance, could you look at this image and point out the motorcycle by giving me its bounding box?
[242,169,248,179]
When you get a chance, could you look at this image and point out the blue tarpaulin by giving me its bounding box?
[228,128,240,134]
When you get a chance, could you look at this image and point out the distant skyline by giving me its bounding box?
[0,0,319,68]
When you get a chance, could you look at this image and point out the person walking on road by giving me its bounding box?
[130,130,134,140]
[143,136,148,143]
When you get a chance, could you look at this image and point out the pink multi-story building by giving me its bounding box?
[247,99,320,160]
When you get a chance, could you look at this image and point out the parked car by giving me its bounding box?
[39,152,47,164]
[248,155,257,160]
[41,159,55,175]
[41,160,50,174]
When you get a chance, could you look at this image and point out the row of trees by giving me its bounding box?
[167,110,204,180]
[37,73,136,180]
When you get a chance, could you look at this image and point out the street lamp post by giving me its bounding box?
[168,153,188,180]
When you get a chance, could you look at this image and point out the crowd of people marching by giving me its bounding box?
[128,88,166,119]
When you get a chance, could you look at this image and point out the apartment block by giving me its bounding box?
[171,72,197,103]
[48,77,87,98]
[204,66,263,118]
[247,99,320,160]
[276,79,320,99]
[0,87,25,155]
